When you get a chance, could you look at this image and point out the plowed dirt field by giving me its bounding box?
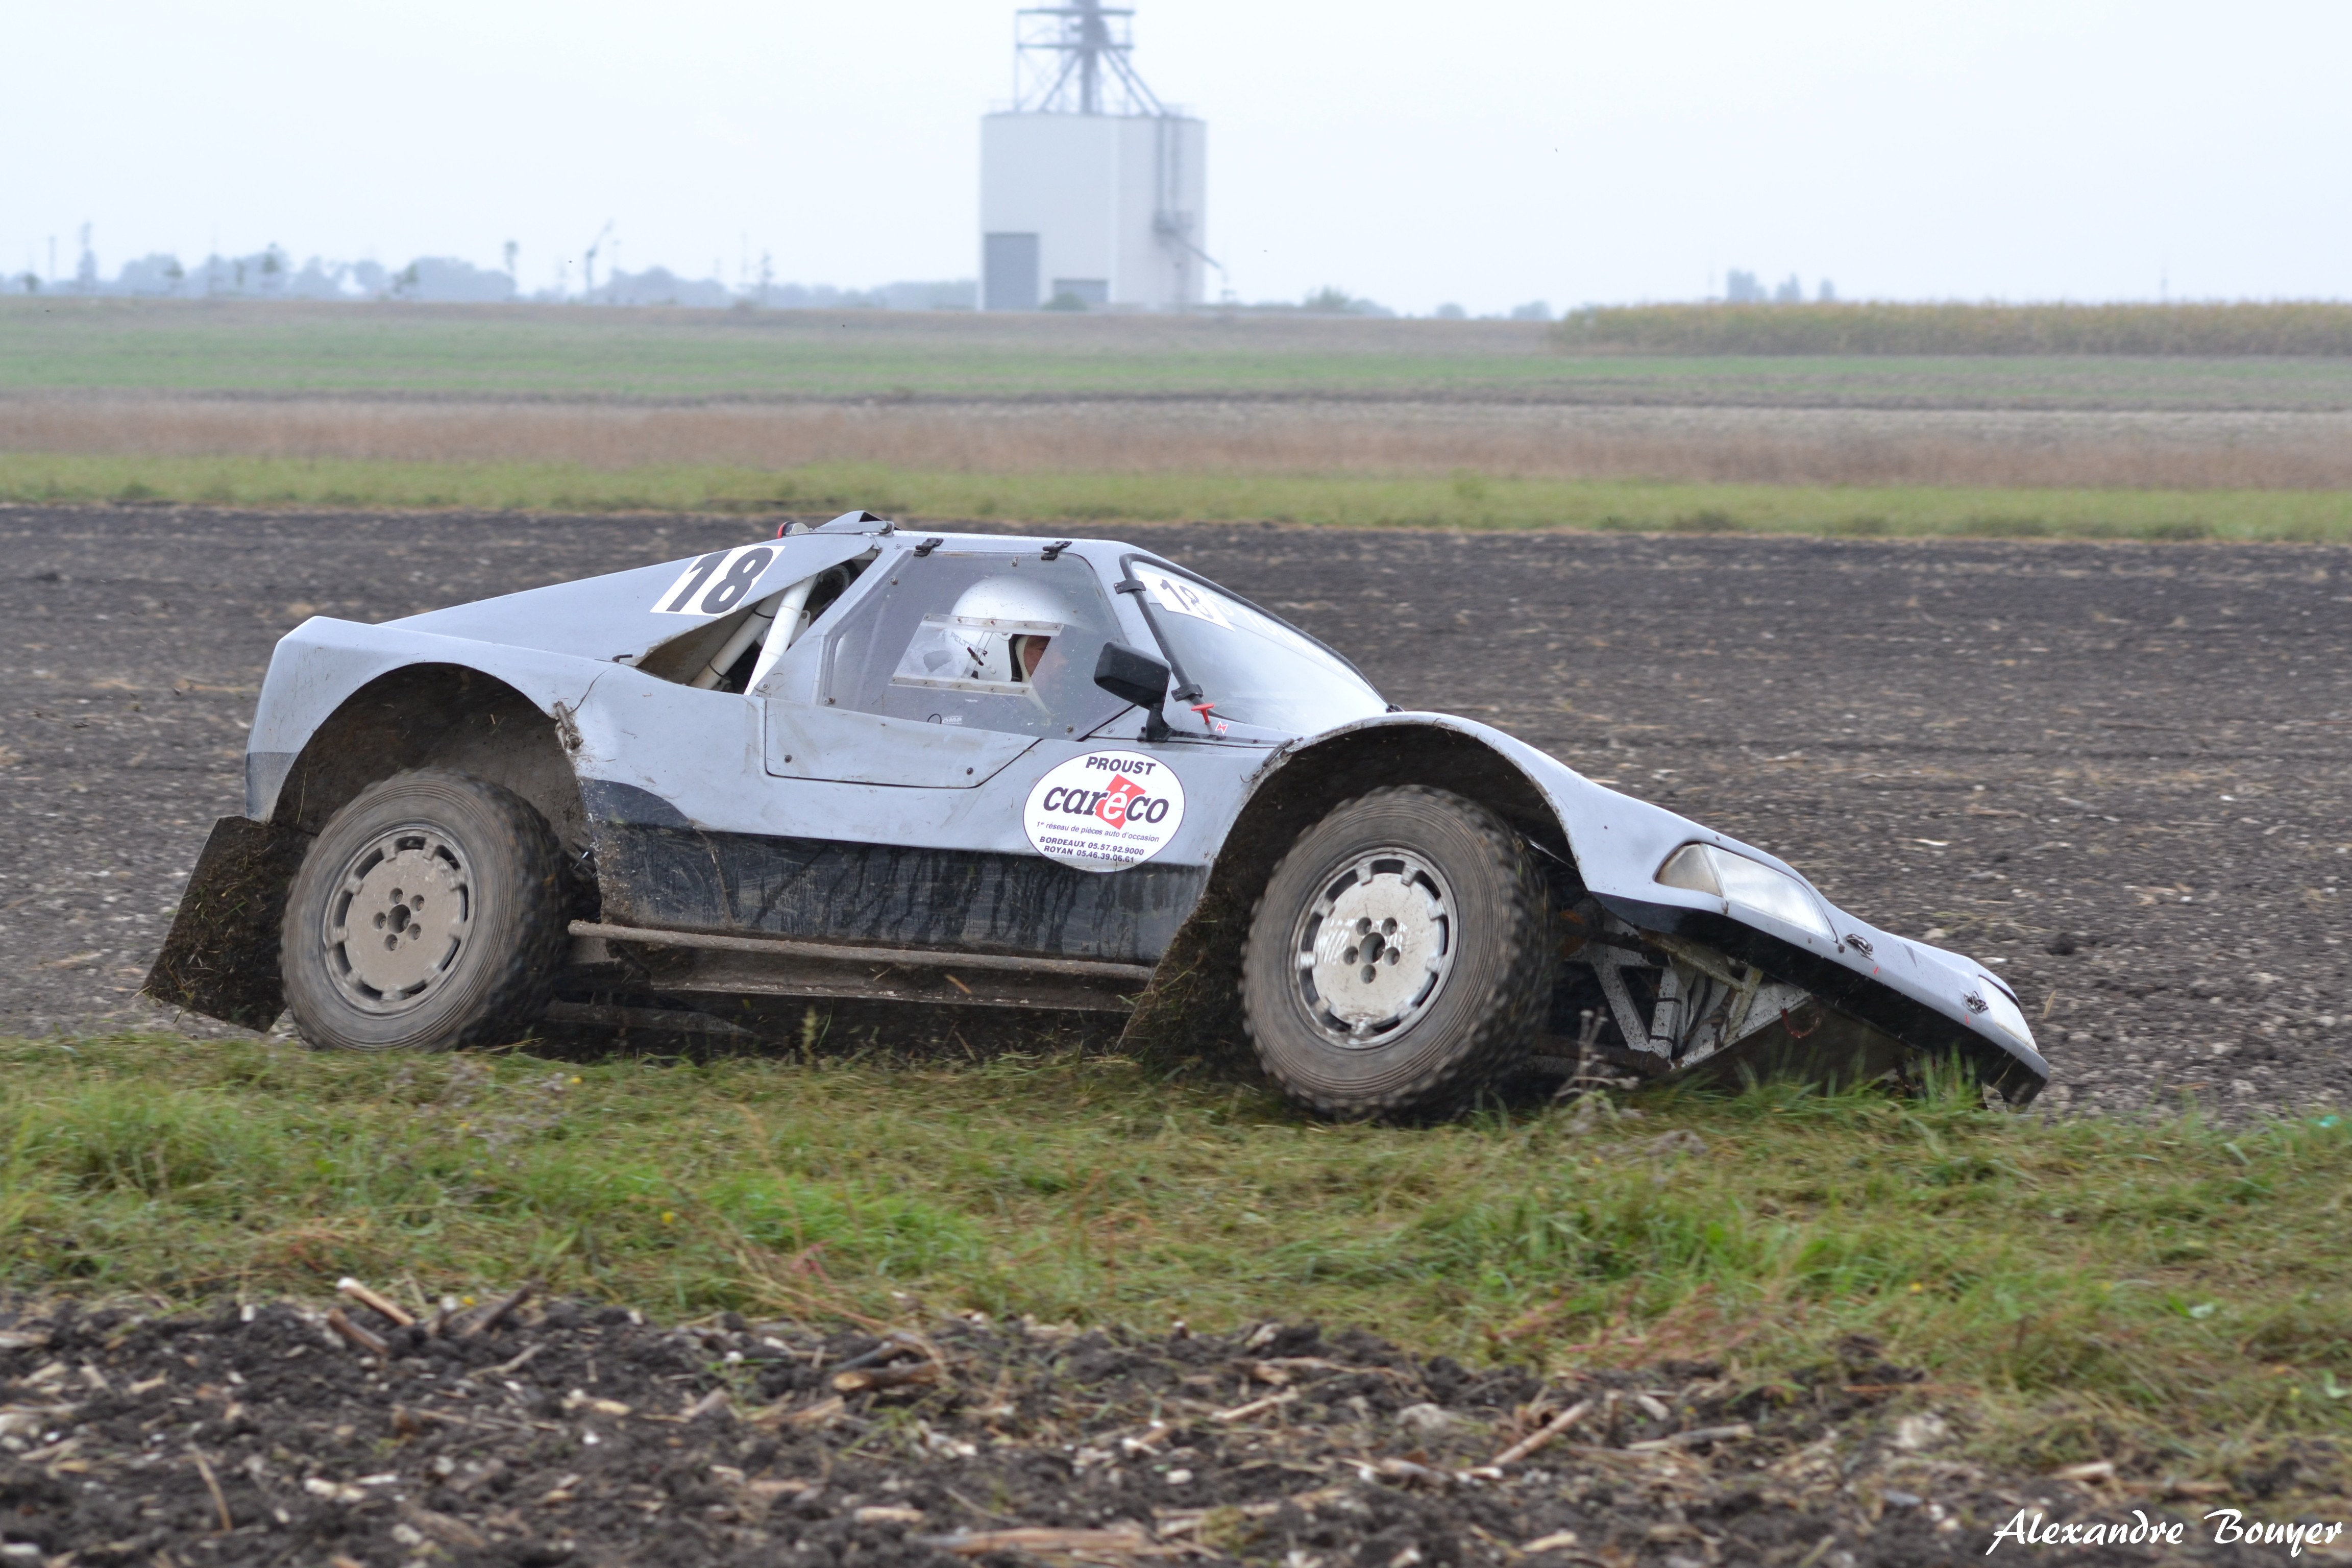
[2,506,2348,1116]
[0,1293,2288,1568]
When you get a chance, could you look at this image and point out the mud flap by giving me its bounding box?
[142,816,311,1030]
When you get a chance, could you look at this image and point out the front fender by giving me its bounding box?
[1399,714,2047,1098]
[1122,712,2047,1099]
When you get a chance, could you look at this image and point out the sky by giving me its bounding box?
[6,0,2346,315]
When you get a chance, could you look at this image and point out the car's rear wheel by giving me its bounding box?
[1240,786,1554,1118]
[281,769,568,1052]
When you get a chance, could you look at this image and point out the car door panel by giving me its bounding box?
[765,702,1037,788]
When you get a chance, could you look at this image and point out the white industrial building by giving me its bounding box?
[980,3,1211,311]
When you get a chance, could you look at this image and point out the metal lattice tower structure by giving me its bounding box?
[1013,1,1166,116]
[984,0,1214,310]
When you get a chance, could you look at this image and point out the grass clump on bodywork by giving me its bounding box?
[0,1032,2345,1485]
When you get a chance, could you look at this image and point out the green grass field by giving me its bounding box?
[5,1034,2346,1484]
[7,452,2348,543]
[8,298,2352,408]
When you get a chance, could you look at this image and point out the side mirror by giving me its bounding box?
[1093,642,1173,739]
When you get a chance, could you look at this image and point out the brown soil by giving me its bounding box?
[0,1293,2284,1566]
[1,508,2348,1117]
[8,396,2352,489]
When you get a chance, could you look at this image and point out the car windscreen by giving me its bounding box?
[1129,562,1388,733]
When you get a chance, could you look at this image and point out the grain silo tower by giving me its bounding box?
[980,1,1211,311]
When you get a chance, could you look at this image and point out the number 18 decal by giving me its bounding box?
[652,546,777,616]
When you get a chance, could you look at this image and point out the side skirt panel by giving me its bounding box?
[569,923,1148,1013]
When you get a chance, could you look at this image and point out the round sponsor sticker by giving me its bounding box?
[1022,750,1186,873]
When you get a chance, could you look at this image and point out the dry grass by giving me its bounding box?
[1560,301,2352,356]
[10,394,2352,490]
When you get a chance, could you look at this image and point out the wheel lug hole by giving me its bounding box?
[1342,947,1359,965]
[1381,918,1397,934]
[1360,965,1378,983]
[1355,918,1371,935]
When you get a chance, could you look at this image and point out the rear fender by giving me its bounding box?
[151,624,603,1031]
[246,620,608,828]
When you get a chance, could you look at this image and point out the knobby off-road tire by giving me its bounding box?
[281,769,569,1053]
[1241,786,1555,1118]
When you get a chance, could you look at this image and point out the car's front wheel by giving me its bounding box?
[1240,786,1555,1117]
[281,769,569,1052]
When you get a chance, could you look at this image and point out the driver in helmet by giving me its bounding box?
[946,575,1070,684]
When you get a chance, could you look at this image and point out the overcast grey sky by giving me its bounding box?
[7,0,2345,313]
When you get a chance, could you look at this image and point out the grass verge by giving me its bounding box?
[4,452,2350,542]
[5,1033,2346,1481]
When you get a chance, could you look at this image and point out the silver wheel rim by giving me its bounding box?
[320,823,475,1014]
[1289,849,1456,1047]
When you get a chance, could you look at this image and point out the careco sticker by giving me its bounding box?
[1022,750,1186,873]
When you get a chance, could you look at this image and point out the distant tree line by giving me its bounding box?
[1722,270,1835,304]
[9,233,977,311]
[1556,301,2352,355]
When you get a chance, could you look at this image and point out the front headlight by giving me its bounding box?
[1968,977,2038,1051]
[1655,843,1836,942]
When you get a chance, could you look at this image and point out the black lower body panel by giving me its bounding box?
[591,821,1207,967]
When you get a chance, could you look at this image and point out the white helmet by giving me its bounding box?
[941,575,1072,684]
[950,575,1072,628]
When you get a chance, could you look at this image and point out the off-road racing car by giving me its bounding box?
[146,512,2048,1115]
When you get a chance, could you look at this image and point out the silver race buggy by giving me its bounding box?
[147,513,2048,1115]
